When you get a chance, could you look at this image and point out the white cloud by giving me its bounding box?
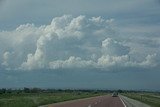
[49,56,95,69]
[140,54,158,67]
[97,55,129,67]
[0,15,159,71]
[102,38,130,56]
[19,15,115,70]
[1,51,11,66]
[97,54,159,69]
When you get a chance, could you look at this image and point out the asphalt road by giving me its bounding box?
[41,95,125,107]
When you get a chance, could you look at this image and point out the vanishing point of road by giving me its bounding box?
[41,95,126,107]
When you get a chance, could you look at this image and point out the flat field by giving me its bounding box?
[123,92,160,107]
[0,91,106,107]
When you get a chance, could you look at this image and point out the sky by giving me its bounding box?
[0,0,160,90]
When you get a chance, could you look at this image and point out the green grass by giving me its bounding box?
[0,92,106,107]
[122,92,160,107]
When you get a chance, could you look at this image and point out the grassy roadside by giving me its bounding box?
[122,92,160,107]
[0,91,107,107]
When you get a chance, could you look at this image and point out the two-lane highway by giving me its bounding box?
[41,95,125,107]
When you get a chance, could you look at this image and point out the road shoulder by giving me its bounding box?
[120,95,151,107]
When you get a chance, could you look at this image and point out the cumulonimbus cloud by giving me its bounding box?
[0,15,159,71]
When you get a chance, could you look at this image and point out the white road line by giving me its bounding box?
[120,97,127,107]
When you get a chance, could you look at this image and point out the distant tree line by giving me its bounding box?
[0,88,159,94]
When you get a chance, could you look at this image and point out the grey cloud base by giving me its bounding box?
[0,15,159,71]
